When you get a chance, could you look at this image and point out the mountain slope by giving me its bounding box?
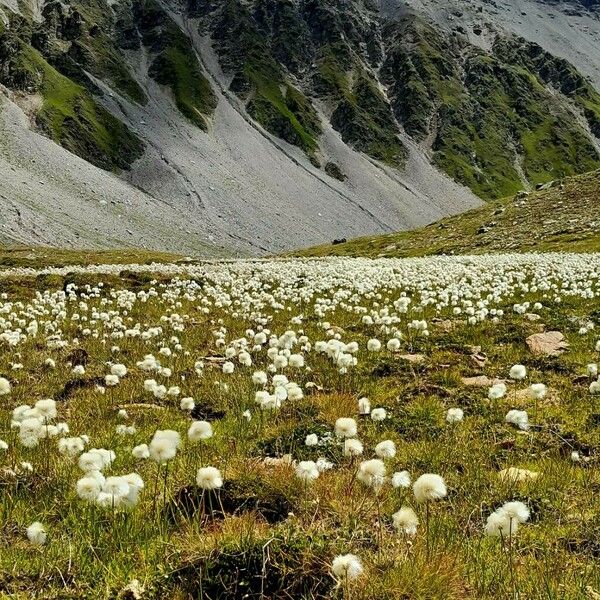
[292,169,600,257]
[0,0,599,254]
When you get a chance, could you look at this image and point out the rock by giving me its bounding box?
[432,318,454,332]
[498,467,540,483]
[524,313,541,321]
[461,375,505,387]
[397,354,425,364]
[526,331,569,356]
[470,352,488,368]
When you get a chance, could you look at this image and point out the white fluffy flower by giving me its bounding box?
[110,364,127,377]
[358,397,371,415]
[35,399,57,420]
[357,459,386,488]
[331,554,363,581]
[392,507,419,536]
[295,460,320,483]
[413,473,447,503]
[76,476,102,501]
[26,522,47,546]
[530,383,547,400]
[367,339,381,352]
[335,417,357,438]
[484,511,514,538]
[391,471,411,488]
[370,408,387,422]
[188,420,213,442]
[344,438,363,456]
[0,377,11,396]
[375,440,396,458]
[105,374,120,387]
[505,409,529,431]
[488,383,507,400]
[446,408,464,423]
[196,466,223,490]
[305,433,319,447]
[132,444,150,459]
[509,364,527,380]
[499,501,530,523]
[180,397,195,411]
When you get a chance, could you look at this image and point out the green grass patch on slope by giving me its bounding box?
[212,0,321,157]
[291,169,600,258]
[317,42,407,166]
[0,246,184,269]
[6,41,144,171]
[381,17,600,199]
[136,0,216,131]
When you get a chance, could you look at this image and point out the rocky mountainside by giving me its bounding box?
[0,0,599,254]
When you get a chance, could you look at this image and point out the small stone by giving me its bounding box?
[526,331,569,356]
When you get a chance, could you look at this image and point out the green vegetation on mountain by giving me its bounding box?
[34,0,147,105]
[292,169,600,258]
[318,43,407,166]
[210,0,321,156]
[1,0,600,194]
[382,17,600,199]
[0,24,144,171]
[135,0,216,131]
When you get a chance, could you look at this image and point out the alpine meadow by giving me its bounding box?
[1,1,600,599]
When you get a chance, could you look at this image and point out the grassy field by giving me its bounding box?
[1,255,600,598]
[0,247,185,269]
[292,169,600,258]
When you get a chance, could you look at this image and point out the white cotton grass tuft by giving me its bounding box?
[499,501,530,524]
[484,511,514,538]
[110,364,127,378]
[505,409,529,431]
[180,397,195,411]
[413,473,447,503]
[132,444,150,459]
[331,554,363,581]
[370,408,387,422]
[357,459,386,489]
[188,421,213,442]
[367,339,381,352]
[485,501,530,538]
[295,460,320,483]
[530,383,547,400]
[77,476,102,501]
[344,438,363,456]
[374,440,396,458]
[391,471,411,488]
[26,522,47,546]
[0,377,11,396]
[446,408,464,423]
[488,382,507,400]
[509,364,527,380]
[334,417,357,438]
[149,430,180,463]
[358,397,371,415]
[305,433,319,447]
[392,507,419,536]
[196,466,223,490]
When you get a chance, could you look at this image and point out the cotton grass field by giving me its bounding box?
[1,254,600,599]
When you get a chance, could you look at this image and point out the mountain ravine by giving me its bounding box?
[0,0,599,255]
